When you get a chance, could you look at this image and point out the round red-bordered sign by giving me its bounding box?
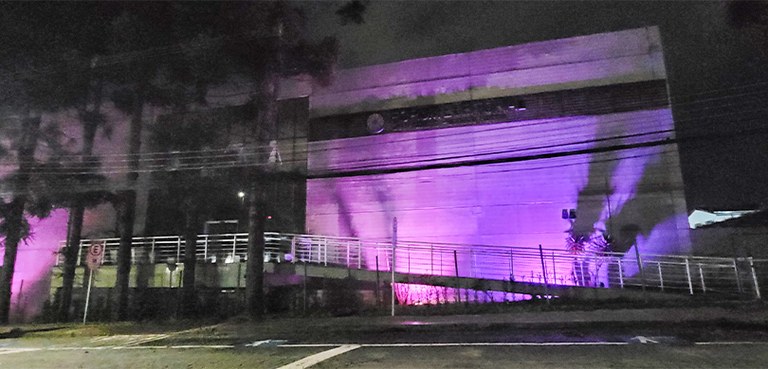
[86,242,105,271]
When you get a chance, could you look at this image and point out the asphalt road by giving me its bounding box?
[2,320,768,368]
[3,306,768,368]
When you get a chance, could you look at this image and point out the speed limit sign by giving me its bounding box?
[86,241,105,271]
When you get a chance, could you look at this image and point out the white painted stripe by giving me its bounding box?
[45,345,234,351]
[0,348,42,355]
[363,342,630,347]
[694,341,768,345]
[276,345,361,369]
[280,342,629,348]
[166,345,235,349]
[3,340,766,357]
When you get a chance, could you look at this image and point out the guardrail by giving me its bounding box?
[57,233,766,299]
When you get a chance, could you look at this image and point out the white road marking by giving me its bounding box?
[0,348,42,355]
[1,340,766,357]
[281,342,630,347]
[695,341,768,345]
[275,344,361,369]
[630,336,659,344]
[92,334,170,346]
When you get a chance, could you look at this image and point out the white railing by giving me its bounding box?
[57,233,766,299]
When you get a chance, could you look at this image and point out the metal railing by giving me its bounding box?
[57,233,766,299]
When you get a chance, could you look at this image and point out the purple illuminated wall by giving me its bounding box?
[306,27,690,301]
[307,109,689,287]
[0,210,67,321]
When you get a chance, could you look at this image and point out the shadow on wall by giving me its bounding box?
[608,158,682,255]
[569,150,684,285]
[333,180,360,238]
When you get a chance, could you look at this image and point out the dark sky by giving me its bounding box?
[302,1,768,210]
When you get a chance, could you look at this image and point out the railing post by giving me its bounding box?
[685,257,694,295]
[749,257,762,300]
[658,262,664,292]
[430,244,434,275]
[375,255,380,306]
[323,238,328,266]
[357,241,362,269]
[618,259,624,288]
[231,234,237,261]
[551,252,557,285]
[453,250,460,304]
[346,240,351,268]
[509,250,514,282]
[698,263,706,293]
[538,245,549,285]
[391,217,397,317]
[151,238,156,264]
[440,251,443,276]
[203,236,208,261]
[734,258,743,293]
[408,249,411,275]
[633,245,646,294]
[176,236,181,262]
[539,244,550,303]
[291,236,297,264]
[76,240,84,266]
[311,239,316,264]
[470,249,476,278]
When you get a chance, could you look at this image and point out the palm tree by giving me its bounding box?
[0,2,103,323]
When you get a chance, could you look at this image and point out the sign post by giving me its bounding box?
[391,217,397,317]
[83,241,104,324]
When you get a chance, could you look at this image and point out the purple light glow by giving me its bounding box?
[307,108,689,303]
[0,209,67,322]
[393,283,532,305]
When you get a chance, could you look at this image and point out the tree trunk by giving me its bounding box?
[59,90,102,321]
[115,190,136,320]
[58,205,85,321]
[243,61,279,320]
[115,91,144,320]
[245,180,265,320]
[0,115,41,324]
[181,204,199,317]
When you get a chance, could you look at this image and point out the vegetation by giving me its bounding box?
[0,1,365,323]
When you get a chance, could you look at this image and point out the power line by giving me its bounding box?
[1,117,761,199]
[4,93,763,174]
[5,101,762,178]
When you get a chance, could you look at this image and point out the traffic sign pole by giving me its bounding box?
[83,242,104,324]
[83,271,93,324]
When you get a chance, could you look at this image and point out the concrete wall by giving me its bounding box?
[304,27,690,285]
[309,27,667,117]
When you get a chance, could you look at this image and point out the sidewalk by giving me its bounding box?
[380,305,768,327]
[4,304,766,341]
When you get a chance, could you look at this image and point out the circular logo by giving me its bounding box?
[366,113,385,134]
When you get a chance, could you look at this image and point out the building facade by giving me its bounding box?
[302,26,691,284]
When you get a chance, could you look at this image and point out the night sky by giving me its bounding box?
[302,1,768,211]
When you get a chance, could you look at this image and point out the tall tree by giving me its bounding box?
[57,76,112,322]
[0,2,96,323]
[55,4,117,322]
[151,110,241,317]
[107,2,239,320]
[214,1,345,319]
[106,4,180,320]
